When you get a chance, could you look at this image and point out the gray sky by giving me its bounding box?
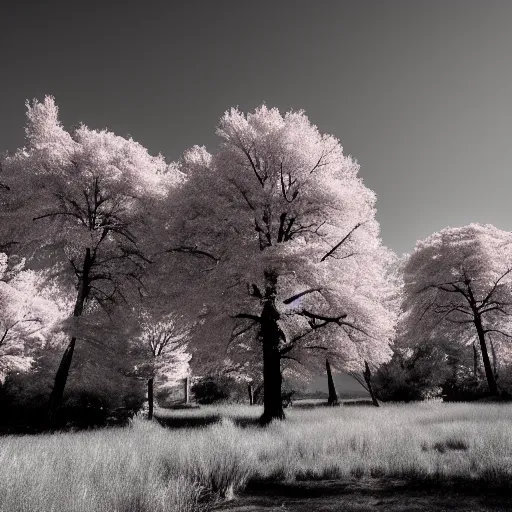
[2,0,512,256]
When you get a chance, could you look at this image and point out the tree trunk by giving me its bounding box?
[363,360,379,407]
[326,359,339,405]
[489,335,498,380]
[473,342,478,378]
[248,383,254,405]
[47,337,77,426]
[473,315,498,395]
[259,270,285,425]
[48,248,92,426]
[147,378,154,420]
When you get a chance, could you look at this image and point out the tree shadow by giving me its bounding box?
[155,414,262,429]
[155,414,222,429]
[215,479,512,511]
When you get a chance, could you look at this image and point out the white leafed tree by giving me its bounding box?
[135,310,190,419]
[164,106,397,422]
[0,96,179,422]
[402,223,512,396]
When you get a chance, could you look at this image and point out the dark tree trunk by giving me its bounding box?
[474,315,498,395]
[259,270,285,425]
[147,378,154,420]
[326,359,339,405]
[363,360,379,407]
[489,335,498,380]
[47,337,77,426]
[48,248,92,425]
[248,383,254,405]
[473,342,478,378]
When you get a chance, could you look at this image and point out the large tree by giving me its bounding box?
[164,106,396,423]
[402,224,512,396]
[1,96,176,422]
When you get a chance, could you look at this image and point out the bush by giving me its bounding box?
[0,345,146,432]
[373,344,450,402]
[442,364,490,402]
[191,375,248,405]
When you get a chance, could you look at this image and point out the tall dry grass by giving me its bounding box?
[0,417,251,512]
[1,402,512,511]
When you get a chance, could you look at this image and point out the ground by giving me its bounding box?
[215,479,512,511]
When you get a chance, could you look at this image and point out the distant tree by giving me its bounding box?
[0,96,177,423]
[164,106,396,423]
[401,224,512,396]
[134,310,190,419]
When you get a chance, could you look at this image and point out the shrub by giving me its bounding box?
[191,375,247,405]
[0,345,145,432]
[373,344,450,402]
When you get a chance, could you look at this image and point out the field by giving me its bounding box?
[2,402,512,511]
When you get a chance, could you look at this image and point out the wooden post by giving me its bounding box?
[184,376,190,404]
[148,378,154,420]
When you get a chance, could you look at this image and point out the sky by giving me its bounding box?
[5,1,511,396]
[2,1,512,256]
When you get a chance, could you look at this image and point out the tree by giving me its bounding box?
[135,310,190,419]
[164,106,396,423]
[0,254,63,384]
[402,224,512,396]
[1,96,176,423]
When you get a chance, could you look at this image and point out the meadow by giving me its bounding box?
[1,402,512,511]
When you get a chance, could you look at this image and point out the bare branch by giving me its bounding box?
[232,313,262,323]
[484,329,512,338]
[229,321,258,343]
[297,309,348,324]
[320,223,362,262]
[242,148,265,187]
[280,163,298,203]
[167,246,219,262]
[283,288,323,305]
[479,268,512,309]
[33,211,83,222]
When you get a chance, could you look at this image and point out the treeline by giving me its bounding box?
[1,97,511,432]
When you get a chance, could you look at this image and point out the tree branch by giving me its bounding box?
[320,223,362,262]
[167,246,219,262]
[283,288,323,305]
[484,328,512,338]
[232,313,262,323]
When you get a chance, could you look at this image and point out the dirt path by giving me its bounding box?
[214,479,512,512]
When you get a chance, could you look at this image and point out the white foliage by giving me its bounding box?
[0,255,65,382]
[401,223,512,364]
[165,105,398,378]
